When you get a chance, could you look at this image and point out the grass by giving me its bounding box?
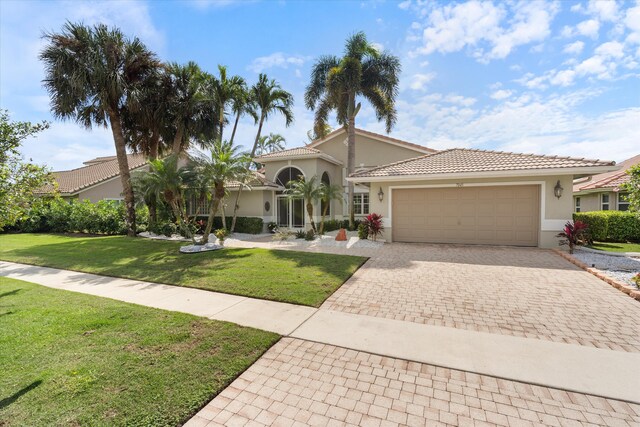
[588,241,640,253]
[0,277,279,426]
[0,234,366,307]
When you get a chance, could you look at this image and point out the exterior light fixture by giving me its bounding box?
[378,187,384,202]
[554,180,563,199]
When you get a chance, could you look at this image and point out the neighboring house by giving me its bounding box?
[572,154,639,213]
[40,128,618,248]
[37,154,148,202]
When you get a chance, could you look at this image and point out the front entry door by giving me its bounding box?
[277,196,305,229]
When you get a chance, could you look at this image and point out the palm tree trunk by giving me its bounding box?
[249,112,266,158]
[221,201,227,229]
[347,96,356,230]
[319,200,330,234]
[201,196,220,245]
[148,130,160,228]
[230,111,241,144]
[172,125,184,154]
[230,188,242,232]
[108,109,136,237]
[306,201,316,232]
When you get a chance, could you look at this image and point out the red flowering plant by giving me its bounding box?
[556,220,589,254]
[363,213,384,241]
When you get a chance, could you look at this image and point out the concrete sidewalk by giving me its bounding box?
[2,260,638,403]
[0,261,316,335]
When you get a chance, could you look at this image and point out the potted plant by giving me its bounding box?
[556,220,588,254]
[214,228,228,246]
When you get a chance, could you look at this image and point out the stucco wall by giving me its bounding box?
[365,175,574,248]
[573,191,620,212]
[77,177,125,203]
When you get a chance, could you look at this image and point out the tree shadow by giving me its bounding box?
[0,380,42,409]
[0,289,20,299]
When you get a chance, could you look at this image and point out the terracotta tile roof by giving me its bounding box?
[307,127,435,154]
[38,153,148,195]
[254,147,342,164]
[227,171,279,189]
[573,154,639,192]
[351,148,616,179]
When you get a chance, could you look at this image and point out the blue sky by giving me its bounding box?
[1,0,639,171]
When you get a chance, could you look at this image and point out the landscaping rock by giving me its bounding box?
[179,243,224,254]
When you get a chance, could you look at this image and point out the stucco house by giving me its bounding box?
[38,154,148,202]
[572,154,639,213]
[43,128,618,248]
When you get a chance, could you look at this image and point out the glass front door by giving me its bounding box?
[276,196,305,229]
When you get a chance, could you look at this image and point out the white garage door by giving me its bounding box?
[392,185,539,246]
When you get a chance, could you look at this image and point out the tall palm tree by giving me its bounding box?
[189,139,251,244]
[166,61,216,154]
[40,22,160,236]
[206,65,246,141]
[305,31,400,228]
[285,175,321,233]
[318,182,345,234]
[229,83,257,145]
[132,155,195,240]
[255,133,286,156]
[307,124,333,143]
[249,73,294,158]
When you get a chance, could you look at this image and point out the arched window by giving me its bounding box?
[321,172,331,215]
[276,167,304,188]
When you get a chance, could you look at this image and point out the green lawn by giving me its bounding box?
[0,234,366,307]
[588,241,640,253]
[0,277,279,426]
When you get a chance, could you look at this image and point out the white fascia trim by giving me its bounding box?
[255,153,343,166]
[348,165,619,183]
[386,181,568,232]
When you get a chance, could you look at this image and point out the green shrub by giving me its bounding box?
[16,197,141,235]
[357,223,368,239]
[322,219,342,232]
[150,221,177,237]
[304,229,316,241]
[295,229,306,239]
[200,216,264,234]
[573,211,640,243]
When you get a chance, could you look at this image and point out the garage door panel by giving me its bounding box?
[392,185,539,246]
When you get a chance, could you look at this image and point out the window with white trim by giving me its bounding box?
[353,193,369,215]
[618,193,630,211]
[601,194,610,210]
[574,197,581,213]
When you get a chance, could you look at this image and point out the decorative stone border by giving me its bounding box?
[553,248,640,302]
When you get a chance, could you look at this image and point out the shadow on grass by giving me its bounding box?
[0,380,42,409]
[0,289,20,299]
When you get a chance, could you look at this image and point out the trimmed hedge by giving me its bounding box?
[197,216,264,234]
[573,211,640,243]
[15,198,148,235]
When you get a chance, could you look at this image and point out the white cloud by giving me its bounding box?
[595,41,625,58]
[586,0,619,22]
[563,40,585,55]
[398,0,411,11]
[408,73,436,91]
[247,52,307,73]
[411,0,557,62]
[548,69,576,86]
[189,0,252,9]
[490,89,512,100]
[576,19,601,38]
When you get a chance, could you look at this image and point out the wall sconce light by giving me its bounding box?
[378,187,384,202]
[554,180,563,199]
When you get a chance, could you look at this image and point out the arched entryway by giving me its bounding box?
[275,167,305,229]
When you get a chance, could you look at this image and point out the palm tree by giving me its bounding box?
[206,65,246,141]
[255,133,286,156]
[40,22,160,236]
[285,175,321,233]
[229,83,257,145]
[318,182,345,234]
[249,74,294,157]
[305,31,400,228]
[133,155,194,240]
[307,124,333,143]
[189,139,251,244]
[166,61,216,154]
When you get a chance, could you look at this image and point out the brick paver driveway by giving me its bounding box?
[324,244,640,352]
[190,243,640,426]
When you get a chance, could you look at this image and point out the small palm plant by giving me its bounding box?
[557,220,589,254]
[318,182,344,234]
[285,176,321,233]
